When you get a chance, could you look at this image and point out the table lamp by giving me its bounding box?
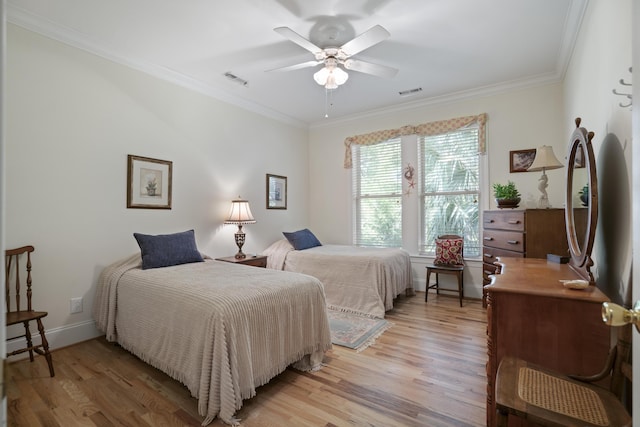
[527,145,563,208]
[224,197,256,259]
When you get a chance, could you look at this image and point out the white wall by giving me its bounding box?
[6,24,310,349]
[308,83,565,298]
[7,1,635,352]
[563,1,636,417]
[563,0,633,305]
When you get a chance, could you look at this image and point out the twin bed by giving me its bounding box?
[93,253,332,425]
[93,230,413,425]
[263,238,414,318]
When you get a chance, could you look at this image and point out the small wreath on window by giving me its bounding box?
[404,163,416,195]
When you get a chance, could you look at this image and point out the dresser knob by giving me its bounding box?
[484,237,493,241]
[507,240,519,245]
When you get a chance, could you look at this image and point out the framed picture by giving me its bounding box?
[574,145,585,168]
[127,155,172,209]
[266,174,287,209]
[509,149,537,173]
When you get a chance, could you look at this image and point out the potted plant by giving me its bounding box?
[493,181,521,209]
[578,184,589,206]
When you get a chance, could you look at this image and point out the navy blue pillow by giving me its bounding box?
[282,228,322,251]
[134,229,204,270]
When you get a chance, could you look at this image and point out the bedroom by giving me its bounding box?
[3,0,638,425]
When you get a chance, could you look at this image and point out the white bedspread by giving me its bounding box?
[263,240,413,318]
[93,254,332,425]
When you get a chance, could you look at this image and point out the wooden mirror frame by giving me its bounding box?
[564,117,598,284]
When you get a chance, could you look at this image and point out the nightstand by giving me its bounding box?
[215,255,267,268]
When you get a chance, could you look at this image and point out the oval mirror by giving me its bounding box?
[564,117,598,284]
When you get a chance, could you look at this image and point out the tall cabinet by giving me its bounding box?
[482,208,568,289]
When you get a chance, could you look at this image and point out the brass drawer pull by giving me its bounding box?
[507,240,519,244]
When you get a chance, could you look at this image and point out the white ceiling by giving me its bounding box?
[7,0,586,127]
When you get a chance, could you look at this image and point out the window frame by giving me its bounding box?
[351,138,403,247]
[350,118,487,259]
[418,125,481,257]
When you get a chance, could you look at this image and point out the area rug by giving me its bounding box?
[327,309,392,352]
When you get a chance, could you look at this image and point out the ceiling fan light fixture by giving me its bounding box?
[313,65,348,88]
[325,74,338,90]
[333,66,349,85]
[313,67,329,85]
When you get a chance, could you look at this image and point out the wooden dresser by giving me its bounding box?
[482,209,568,289]
[485,258,610,427]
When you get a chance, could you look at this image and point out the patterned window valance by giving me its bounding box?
[343,113,487,168]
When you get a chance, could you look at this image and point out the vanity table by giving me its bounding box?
[484,258,610,427]
[485,118,610,427]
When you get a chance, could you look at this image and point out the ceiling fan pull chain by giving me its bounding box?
[325,87,329,118]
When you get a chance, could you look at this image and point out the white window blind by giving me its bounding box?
[352,138,402,247]
[419,126,480,256]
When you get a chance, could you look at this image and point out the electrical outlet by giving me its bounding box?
[70,297,83,314]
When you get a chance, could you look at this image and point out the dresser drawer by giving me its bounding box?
[482,246,525,264]
[482,229,525,252]
[483,210,525,231]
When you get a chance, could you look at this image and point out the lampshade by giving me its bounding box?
[224,198,256,225]
[527,146,563,209]
[313,58,348,89]
[527,146,563,171]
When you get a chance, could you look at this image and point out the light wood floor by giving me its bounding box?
[8,293,488,426]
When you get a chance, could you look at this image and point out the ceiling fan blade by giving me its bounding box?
[274,27,323,54]
[340,25,390,56]
[267,60,323,72]
[343,58,398,79]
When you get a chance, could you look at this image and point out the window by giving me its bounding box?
[351,122,482,257]
[352,139,402,247]
[419,126,480,256]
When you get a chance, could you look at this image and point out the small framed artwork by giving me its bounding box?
[509,149,537,173]
[266,174,287,209]
[127,155,172,209]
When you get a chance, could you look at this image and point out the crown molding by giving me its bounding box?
[7,1,588,132]
[310,0,588,129]
[310,71,563,129]
[6,4,308,129]
[555,0,589,79]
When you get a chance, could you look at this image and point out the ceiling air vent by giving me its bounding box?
[224,72,248,87]
[399,87,422,97]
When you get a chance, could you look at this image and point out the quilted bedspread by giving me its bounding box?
[93,254,332,425]
[263,240,414,318]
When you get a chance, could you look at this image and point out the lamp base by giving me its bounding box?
[234,226,246,259]
[537,195,550,209]
[536,169,551,209]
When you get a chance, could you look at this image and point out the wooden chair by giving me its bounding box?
[6,245,55,377]
[425,234,464,307]
[495,324,632,427]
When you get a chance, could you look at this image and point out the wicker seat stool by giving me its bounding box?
[495,354,631,427]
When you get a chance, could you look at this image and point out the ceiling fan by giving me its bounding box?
[270,25,398,89]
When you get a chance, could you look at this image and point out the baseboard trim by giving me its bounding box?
[7,320,102,360]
